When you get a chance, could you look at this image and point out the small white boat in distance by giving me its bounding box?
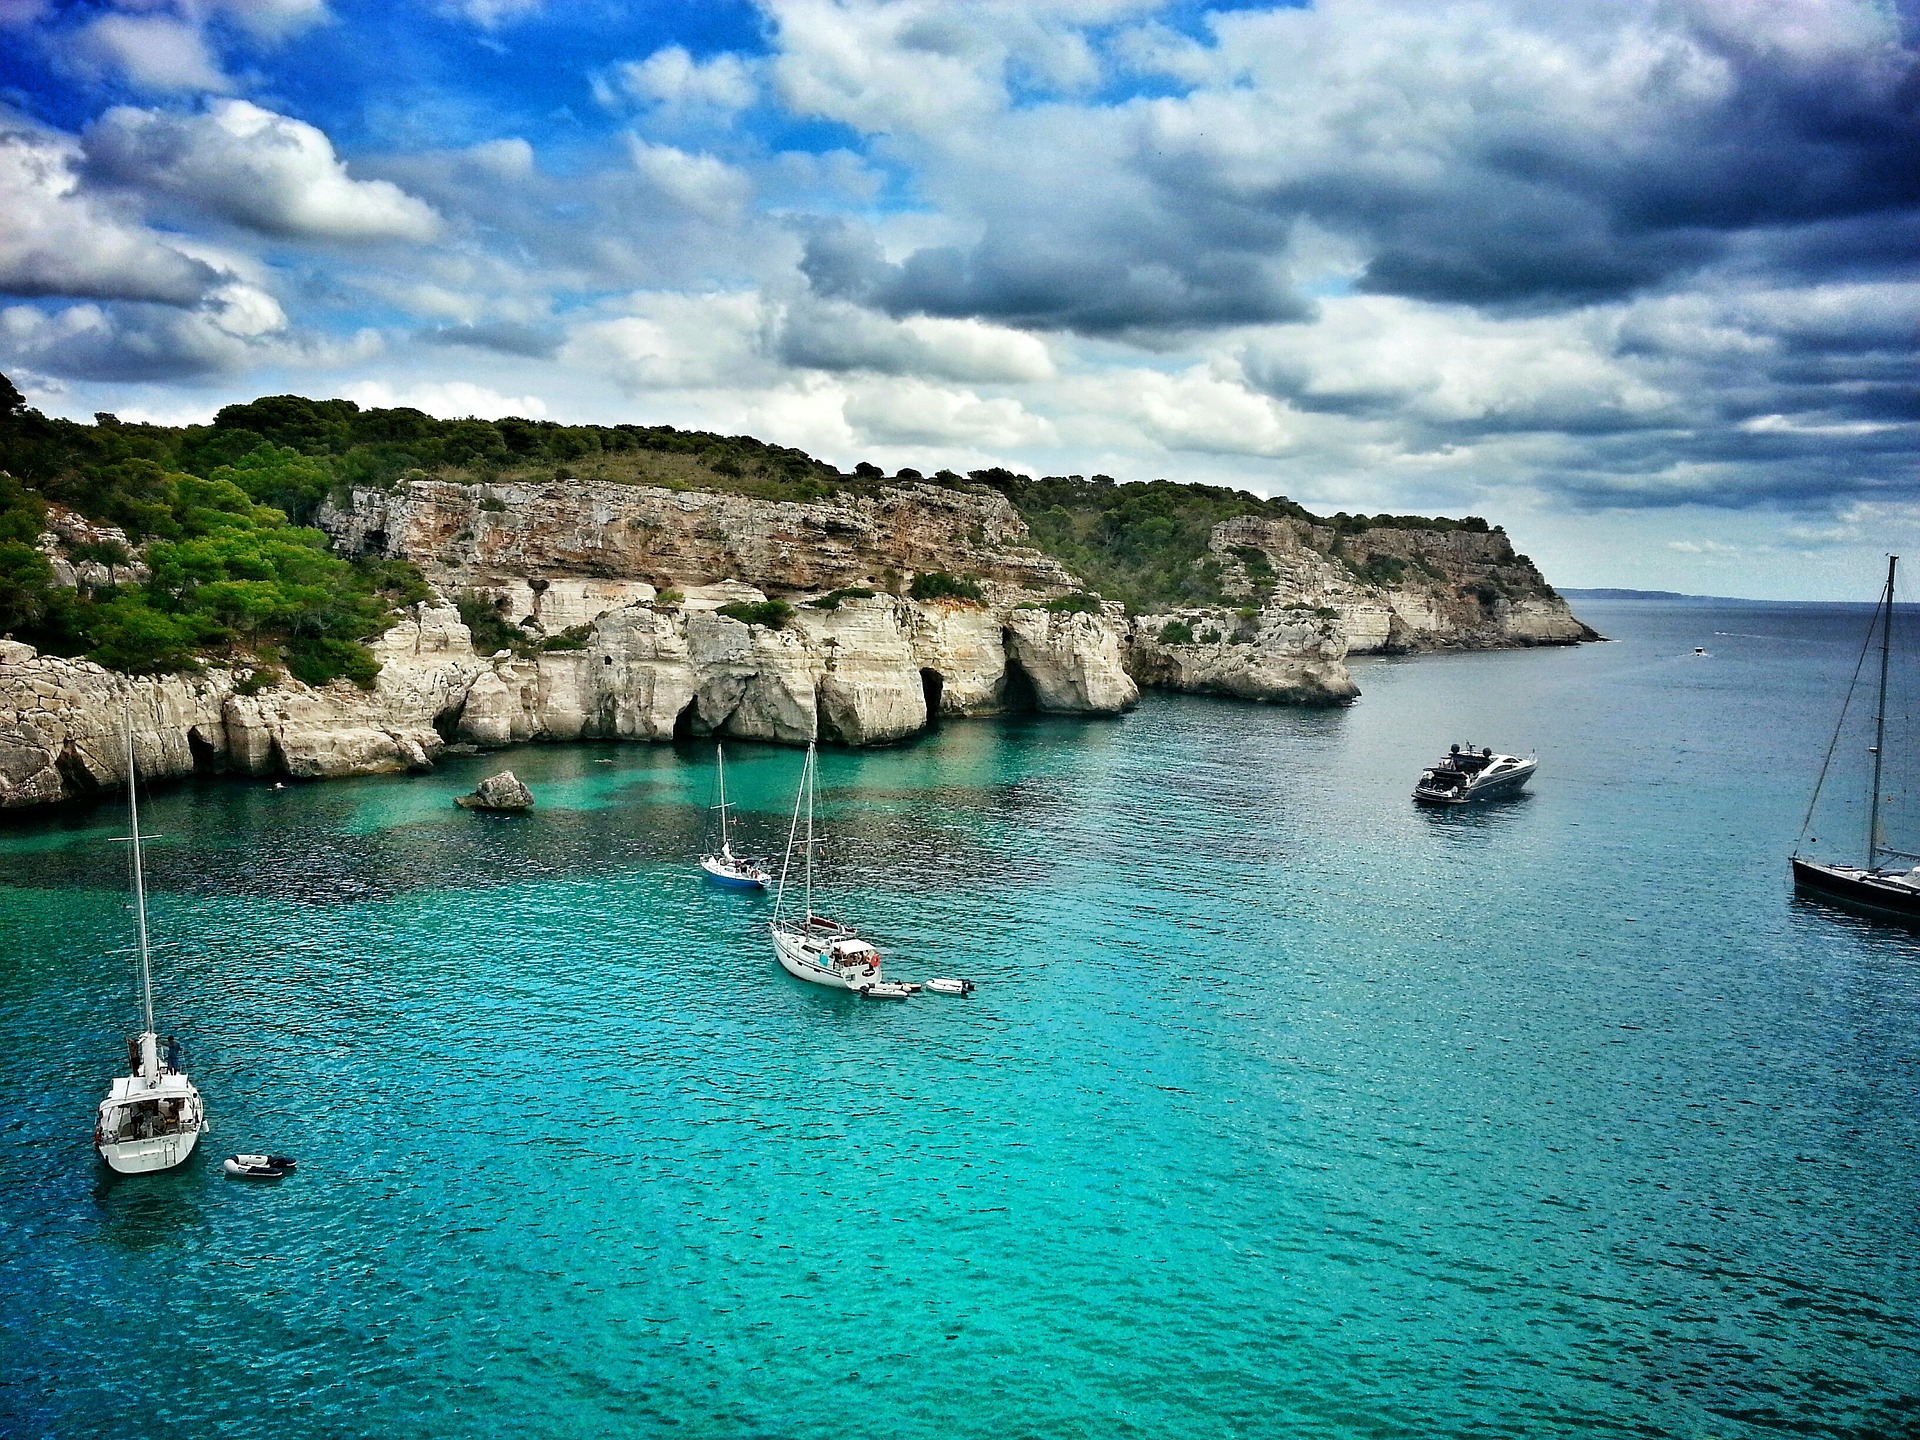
[768,742,910,996]
[96,702,209,1175]
[699,744,770,889]
[1413,744,1538,805]
[925,977,974,996]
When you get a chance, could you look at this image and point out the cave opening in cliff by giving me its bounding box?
[919,668,944,726]
[432,702,464,744]
[186,726,219,774]
[672,698,699,741]
[1000,653,1039,713]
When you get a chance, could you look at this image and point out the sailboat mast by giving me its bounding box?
[803,742,815,924]
[715,743,728,850]
[1868,554,1898,869]
[123,697,155,1036]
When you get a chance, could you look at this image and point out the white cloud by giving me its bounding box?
[625,138,753,221]
[209,0,332,40]
[1060,363,1297,457]
[1241,296,1674,431]
[436,0,541,28]
[842,376,1056,447]
[86,100,442,242]
[613,46,757,112]
[336,379,548,419]
[561,291,772,392]
[75,13,233,92]
[0,122,220,304]
[0,277,319,381]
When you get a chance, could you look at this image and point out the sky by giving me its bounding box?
[1,0,1917,599]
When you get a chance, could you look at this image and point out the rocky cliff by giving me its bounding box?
[1,475,1592,808]
[1128,514,1595,705]
[1,481,1144,807]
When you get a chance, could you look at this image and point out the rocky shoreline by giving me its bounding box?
[0,479,1592,811]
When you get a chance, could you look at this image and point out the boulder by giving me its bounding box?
[456,770,534,811]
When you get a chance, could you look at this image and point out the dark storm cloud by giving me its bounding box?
[418,321,560,358]
[790,2,1920,336]
[798,217,1310,337]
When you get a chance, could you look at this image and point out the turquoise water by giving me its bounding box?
[3,600,1917,1439]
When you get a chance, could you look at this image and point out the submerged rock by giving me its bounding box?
[456,770,534,811]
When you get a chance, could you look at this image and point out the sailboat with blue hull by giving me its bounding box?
[1791,555,1920,920]
[699,744,770,889]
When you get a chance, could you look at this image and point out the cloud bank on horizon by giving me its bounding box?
[1,0,1916,595]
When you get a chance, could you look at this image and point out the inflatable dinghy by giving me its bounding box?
[223,1153,295,1178]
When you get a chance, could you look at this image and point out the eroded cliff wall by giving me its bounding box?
[1,476,1592,808]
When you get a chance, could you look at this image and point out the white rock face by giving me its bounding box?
[907,604,1009,715]
[1130,610,1361,705]
[794,598,927,745]
[1004,607,1141,714]
[0,641,230,807]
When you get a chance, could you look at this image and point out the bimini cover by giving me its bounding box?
[831,939,878,959]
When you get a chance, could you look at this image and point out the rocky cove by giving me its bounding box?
[0,478,1592,810]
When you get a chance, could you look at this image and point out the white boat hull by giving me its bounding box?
[771,925,881,992]
[1414,754,1537,804]
[99,1129,200,1175]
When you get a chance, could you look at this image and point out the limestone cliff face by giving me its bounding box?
[0,589,1137,807]
[318,478,1078,599]
[1126,515,1594,704]
[1,475,1587,810]
[0,602,479,808]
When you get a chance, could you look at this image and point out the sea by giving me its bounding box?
[2,598,1917,1440]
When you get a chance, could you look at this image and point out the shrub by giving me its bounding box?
[1198,628,1221,644]
[1461,580,1500,606]
[716,599,793,629]
[479,496,507,513]
[456,591,524,654]
[909,570,983,602]
[287,635,380,689]
[1158,620,1195,645]
[1353,553,1407,587]
[234,665,281,696]
[656,588,684,606]
[539,623,593,651]
[1229,545,1274,578]
[1044,591,1100,614]
[805,587,876,610]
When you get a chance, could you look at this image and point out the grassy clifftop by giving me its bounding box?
[0,374,1507,673]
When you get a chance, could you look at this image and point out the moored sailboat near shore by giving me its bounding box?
[699,744,769,889]
[1791,556,1920,920]
[95,701,208,1174]
[768,742,916,998]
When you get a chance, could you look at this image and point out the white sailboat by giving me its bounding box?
[94,703,207,1174]
[768,742,916,997]
[699,744,770,889]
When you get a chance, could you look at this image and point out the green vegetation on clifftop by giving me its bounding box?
[0,373,1523,676]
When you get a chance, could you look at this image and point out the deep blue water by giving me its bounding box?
[3,599,1918,1439]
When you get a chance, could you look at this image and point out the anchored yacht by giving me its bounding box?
[699,743,770,889]
[95,702,208,1174]
[768,742,916,997]
[1791,556,1920,920]
[1413,744,1538,805]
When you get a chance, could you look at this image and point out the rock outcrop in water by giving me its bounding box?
[0,474,1593,808]
[457,770,534,811]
